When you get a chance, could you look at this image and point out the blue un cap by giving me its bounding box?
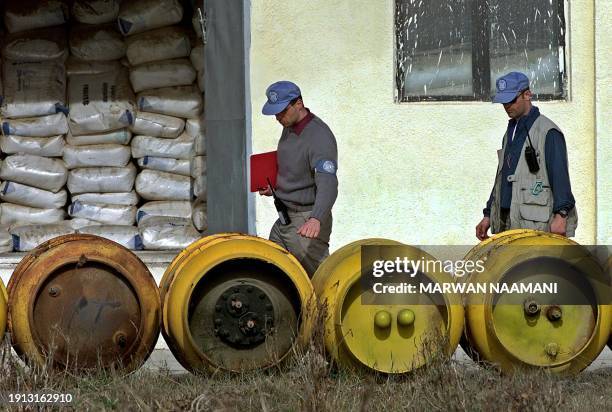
[492,72,530,104]
[262,81,301,115]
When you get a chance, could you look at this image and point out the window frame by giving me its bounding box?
[394,0,568,103]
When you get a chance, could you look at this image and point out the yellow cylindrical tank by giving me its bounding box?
[312,239,464,374]
[607,255,612,351]
[462,230,611,375]
[0,278,7,341]
[8,234,161,372]
[160,233,314,373]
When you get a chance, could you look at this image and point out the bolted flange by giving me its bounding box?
[213,283,275,347]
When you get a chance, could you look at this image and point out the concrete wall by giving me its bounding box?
[250,0,604,248]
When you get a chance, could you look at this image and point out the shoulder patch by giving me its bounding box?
[315,159,337,175]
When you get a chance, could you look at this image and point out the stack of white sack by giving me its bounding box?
[0,154,68,227]
[120,0,206,246]
[0,2,73,249]
[64,5,139,230]
[67,164,138,226]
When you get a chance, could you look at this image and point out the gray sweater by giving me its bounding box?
[276,114,338,221]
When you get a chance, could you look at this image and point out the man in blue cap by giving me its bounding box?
[259,80,338,277]
[476,72,578,239]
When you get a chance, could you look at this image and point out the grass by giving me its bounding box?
[1,334,611,412]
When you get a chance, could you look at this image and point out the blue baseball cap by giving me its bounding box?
[492,72,530,104]
[262,81,301,115]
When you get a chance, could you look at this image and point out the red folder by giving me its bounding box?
[250,151,278,192]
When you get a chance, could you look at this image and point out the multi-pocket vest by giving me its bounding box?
[489,114,578,237]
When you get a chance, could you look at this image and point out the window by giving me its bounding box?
[395,0,567,102]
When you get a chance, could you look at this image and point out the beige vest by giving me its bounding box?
[490,114,578,236]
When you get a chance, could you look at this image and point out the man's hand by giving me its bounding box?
[550,214,567,237]
[476,217,491,241]
[297,217,320,239]
[258,185,272,196]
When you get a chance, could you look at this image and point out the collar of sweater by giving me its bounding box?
[289,109,314,136]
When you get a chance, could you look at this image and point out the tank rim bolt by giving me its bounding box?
[48,286,61,297]
[523,299,541,316]
[114,332,127,348]
[545,342,559,357]
[546,306,562,322]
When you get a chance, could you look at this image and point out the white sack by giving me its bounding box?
[66,56,123,76]
[63,144,131,168]
[137,200,192,224]
[69,201,136,225]
[118,0,183,36]
[1,203,65,226]
[192,201,207,231]
[137,156,190,176]
[135,170,192,201]
[78,225,143,250]
[67,128,131,146]
[68,70,135,135]
[4,1,69,34]
[70,24,126,61]
[185,117,206,155]
[67,163,136,194]
[190,156,206,179]
[130,112,184,138]
[131,133,194,159]
[73,0,120,24]
[137,85,202,118]
[190,45,204,73]
[67,218,102,229]
[10,224,74,252]
[0,135,65,157]
[126,26,191,66]
[0,154,68,192]
[139,217,200,250]
[129,58,195,93]
[1,60,67,119]
[1,113,68,137]
[0,181,67,209]
[0,226,14,253]
[193,175,206,199]
[2,27,68,61]
[72,191,139,206]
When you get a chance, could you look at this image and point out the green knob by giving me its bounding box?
[374,310,392,328]
[397,309,415,326]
